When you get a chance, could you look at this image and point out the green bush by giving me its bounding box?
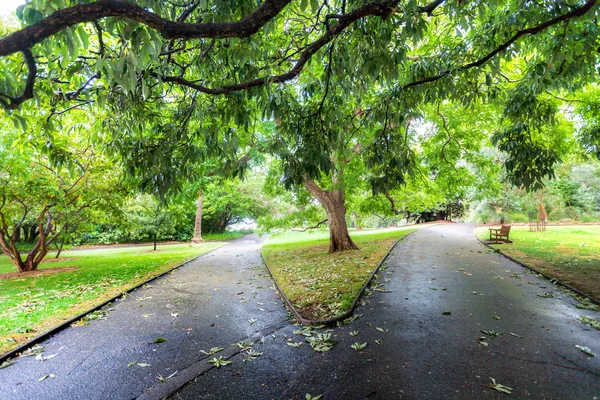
[580,212,600,223]
[507,212,529,223]
[203,231,250,241]
[548,208,566,221]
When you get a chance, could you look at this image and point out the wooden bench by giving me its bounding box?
[489,225,511,242]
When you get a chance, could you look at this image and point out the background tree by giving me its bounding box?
[202,175,269,233]
[124,194,171,250]
[0,130,121,272]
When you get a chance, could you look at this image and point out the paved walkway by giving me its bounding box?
[0,235,289,400]
[1,226,599,399]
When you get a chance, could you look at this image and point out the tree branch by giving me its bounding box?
[0,49,36,109]
[400,0,598,92]
[0,0,292,56]
[291,218,328,231]
[385,191,404,215]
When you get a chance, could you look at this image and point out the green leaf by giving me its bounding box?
[351,341,368,351]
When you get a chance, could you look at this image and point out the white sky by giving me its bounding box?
[0,0,25,17]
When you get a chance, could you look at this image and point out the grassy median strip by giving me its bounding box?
[476,225,600,300]
[0,243,223,354]
[263,227,417,321]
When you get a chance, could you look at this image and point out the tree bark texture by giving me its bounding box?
[191,191,204,243]
[304,178,358,253]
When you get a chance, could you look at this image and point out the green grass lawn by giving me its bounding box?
[263,227,418,321]
[476,225,600,299]
[0,242,223,354]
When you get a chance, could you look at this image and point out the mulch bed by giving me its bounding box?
[41,257,79,263]
[0,266,78,280]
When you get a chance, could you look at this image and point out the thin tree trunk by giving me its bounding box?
[191,191,204,244]
[353,212,362,230]
[304,178,358,253]
[55,239,65,259]
[153,233,157,251]
[538,202,548,223]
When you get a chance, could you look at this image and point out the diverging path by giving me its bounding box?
[1,226,598,399]
[173,224,600,399]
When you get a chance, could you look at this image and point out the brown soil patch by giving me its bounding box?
[0,266,78,280]
[502,249,600,300]
[41,257,79,263]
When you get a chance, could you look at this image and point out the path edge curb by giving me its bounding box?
[476,236,600,306]
[0,243,226,364]
[261,229,418,326]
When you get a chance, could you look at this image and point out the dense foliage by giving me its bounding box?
[0,1,599,258]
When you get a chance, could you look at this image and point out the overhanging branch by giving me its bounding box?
[0,0,292,56]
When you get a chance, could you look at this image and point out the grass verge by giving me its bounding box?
[0,242,223,354]
[262,227,417,320]
[476,225,600,300]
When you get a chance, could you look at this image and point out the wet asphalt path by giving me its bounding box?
[1,225,599,399]
[172,224,599,400]
[0,235,290,400]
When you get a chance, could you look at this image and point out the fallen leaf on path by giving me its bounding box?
[575,345,596,357]
[481,330,502,339]
[38,374,56,381]
[579,315,600,330]
[36,353,58,362]
[350,330,360,336]
[493,315,501,320]
[137,363,151,367]
[152,337,166,344]
[351,342,368,351]
[0,359,14,369]
[305,394,322,400]
[485,377,513,394]
[208,357,232,368]
[20,344,44,357]
[156,371,177,383]
[243,349,263,362]
[306,333,337,352]
[200,347,224,356]
[510,333,522,338]
[442,312,452,316]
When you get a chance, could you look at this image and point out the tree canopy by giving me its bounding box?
[0,0,599,255]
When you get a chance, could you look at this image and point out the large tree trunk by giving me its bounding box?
[191,191,204,244]
[304,178,358,253]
